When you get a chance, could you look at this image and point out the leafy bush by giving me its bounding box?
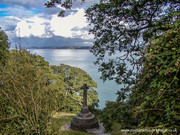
[0,28,9,65]
[99,100,137,132]
[51,64,98,113]
[0,47,99,134]
[131,19,180,129]
[0,50,55,134]
[98,19,180,134]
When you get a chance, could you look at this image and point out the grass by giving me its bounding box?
[47,112,93,135]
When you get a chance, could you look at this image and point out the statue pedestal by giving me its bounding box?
[70,107,99,131]
[61,122,106,134]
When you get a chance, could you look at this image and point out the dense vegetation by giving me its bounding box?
[86,1,180,133]
[0,0,179,134]
[0,28,9,64]
[46,0,180,134]
[99,19,180,133]
[51,64,98,113]
[130,19,180,130]
[0,29,98,134]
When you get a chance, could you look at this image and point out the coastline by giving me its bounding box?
[26,46,92,50]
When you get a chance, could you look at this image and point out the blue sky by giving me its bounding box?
[0,0,99,48]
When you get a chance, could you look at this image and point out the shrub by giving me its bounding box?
[0,50,55,134]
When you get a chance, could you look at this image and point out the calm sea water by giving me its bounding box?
[28,49,122,109]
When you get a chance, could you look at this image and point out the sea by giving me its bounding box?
[28,49,123,109]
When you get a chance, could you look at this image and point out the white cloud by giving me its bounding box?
[1,1,96,47]
[5,16,21,21]
[50,8,92,39]
[15,8,93,39]
[16,16,49,37]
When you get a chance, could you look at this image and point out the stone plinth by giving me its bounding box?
[70,107,99,131]
[61,123,108,134]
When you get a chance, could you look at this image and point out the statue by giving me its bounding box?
[70,83,99,131]
[81,84,88,107]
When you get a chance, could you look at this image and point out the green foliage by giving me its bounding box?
[85,0,179,86]
[47,113,75,134]
[84,1,180,133]
[45,0,180,132]
[0,41,98,133]
[0,28,9,65]
[0,50,55,134]
[48,112,93,135]
[131,19,180,130]
[51,64,98,113]
[45,0,85,17]
[99,19,180,133]
[99,100,137,132]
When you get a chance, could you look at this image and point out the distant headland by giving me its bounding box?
[26,46,92,49]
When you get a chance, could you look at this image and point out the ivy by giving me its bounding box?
[132,19,180,129]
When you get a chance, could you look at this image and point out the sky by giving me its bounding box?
[0,0,99,48]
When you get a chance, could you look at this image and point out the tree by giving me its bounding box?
[0,29,99,133]
[51,64,98,113]
[45,0,180,131]
[99,19,180,132]
[130,18,180,130]
[45,0,179,88]
[0,28,9,64]
[0,50,55,134]
[86,0,179,87]
[45,0,85,16]
[0,49,99,133]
